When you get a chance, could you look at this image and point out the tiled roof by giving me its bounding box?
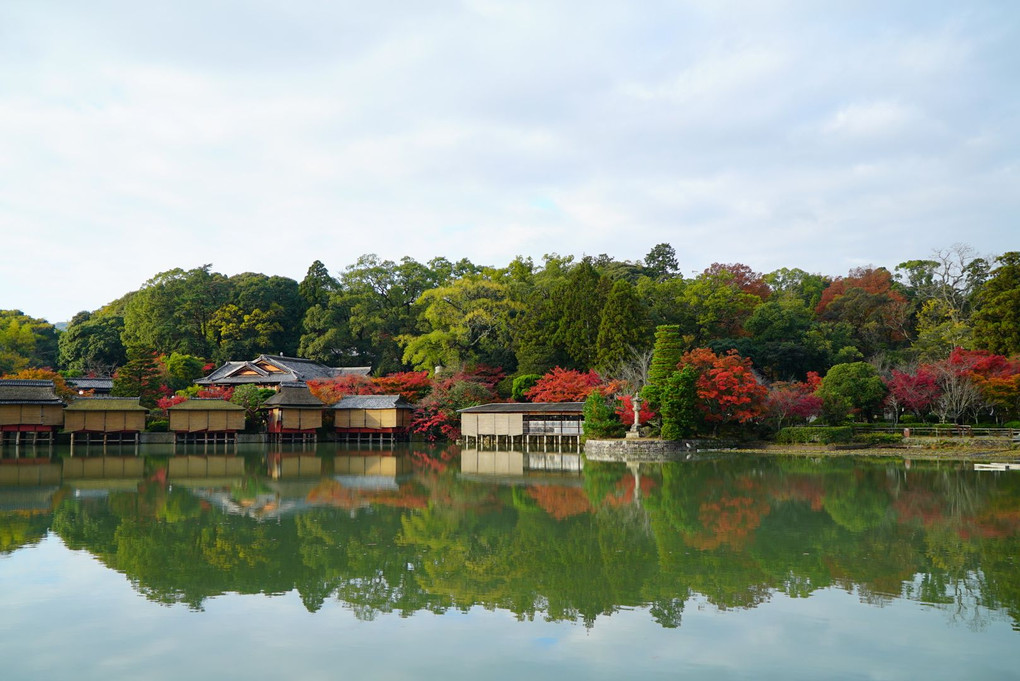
[262,384,326,408]
[334,395,412,410]
[66,377,114,390]
[64,397,147,412]
[457,402,585,414]
[0,380,65,405]
[332,366,372,377]
[196,355,370,385]
[167,398,245,411]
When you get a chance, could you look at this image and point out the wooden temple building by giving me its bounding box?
[263,384,325,443]
[458,402,585,451]
[196,354,370,390]
[63,396,147,445]
[167,398,246,444]
[0,380,65,446]
[333,395,413,444]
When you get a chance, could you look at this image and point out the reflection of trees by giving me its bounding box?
[0,511,51,554]
[24,456,1020,631]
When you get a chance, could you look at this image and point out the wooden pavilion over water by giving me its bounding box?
[167,398,246,445]
[458,402,585,451]
[63,396,148,446]
[263,384,325,443]
[0,380,65,446]
[333,395,413,444]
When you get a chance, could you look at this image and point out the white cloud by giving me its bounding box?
[0,1,1017,321]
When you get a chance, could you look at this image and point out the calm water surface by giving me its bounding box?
[1,444,1018,680]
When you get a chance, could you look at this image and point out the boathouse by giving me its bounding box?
[63,396,147,445]
[458,402,585,451]
[0,380,65,446]
[263,384,325,443]
[196,354,370,390]
[333,395,413,443]
[167,398,246,444]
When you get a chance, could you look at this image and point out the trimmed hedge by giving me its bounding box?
[776,426,854,444]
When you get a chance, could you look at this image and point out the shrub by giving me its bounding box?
[511,374,541,402]
[146,419,169,432]
[582,391,624,439]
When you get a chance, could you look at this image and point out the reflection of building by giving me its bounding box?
[166,455,245,479]
[263,385,324,443]
[460,449,583,476]
[333,395,413,443]
[459,402,584,450]
[196,354,370,390]
[63,397,147,445]
[0,461,62,486]
[167,399,246,444]
[268,452,322,479]
[0,380,65,446]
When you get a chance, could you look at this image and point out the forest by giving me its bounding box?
[1,243,1019,438]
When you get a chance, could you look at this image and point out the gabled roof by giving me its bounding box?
[332,366,372,377]
[262,384,326,409]
[457,402,585,414]
[0,380,65,406]
[64,397,147,412]
[167,398,245,411]
[334,395,412,410]
[66,377,114,391]
[196,354,370,386]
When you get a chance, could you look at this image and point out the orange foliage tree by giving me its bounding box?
[680,348,767,429]
[1,368,75,400]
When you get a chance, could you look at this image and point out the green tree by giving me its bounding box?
[228,272,306,355]
[817,362,887,424]
[555,258,610,369]
[660,366,698,440]
[763,268,829,309]
[972,252,1020,356]
[163,352,206,393]
[58,311,127,375]
[0,309,59,373]
[400,273,521,371]
[298,260,338,308]
[122,265,231,356]
[643,243,679,280]
[679,269,762,344]
[595,279,650,371]
[643,325,684,410]
[743,297,827,380]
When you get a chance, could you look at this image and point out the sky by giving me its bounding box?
[1,0,1017,323]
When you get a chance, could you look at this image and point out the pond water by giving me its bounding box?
[1,444,1019,680]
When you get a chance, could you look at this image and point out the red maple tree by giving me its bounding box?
[680,348,767,426]
[525,367,615,402]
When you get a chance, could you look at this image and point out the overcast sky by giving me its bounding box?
[2,1,1017,323]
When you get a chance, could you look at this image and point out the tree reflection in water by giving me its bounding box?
[4,451,1018,632]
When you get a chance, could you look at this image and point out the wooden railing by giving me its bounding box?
[862,426,1019,439]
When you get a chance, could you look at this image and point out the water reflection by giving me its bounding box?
[0,449,1019,633]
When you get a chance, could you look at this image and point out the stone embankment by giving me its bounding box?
[584,438,743,462]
